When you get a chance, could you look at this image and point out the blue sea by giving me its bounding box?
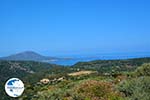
[49,53,150,66]
[49,58,98,66]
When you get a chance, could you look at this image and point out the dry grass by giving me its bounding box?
[68,71,97,76]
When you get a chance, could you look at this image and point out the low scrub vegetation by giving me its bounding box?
[0,58,150,100]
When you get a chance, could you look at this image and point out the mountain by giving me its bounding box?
[0,51,59,62]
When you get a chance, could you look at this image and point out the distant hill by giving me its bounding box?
[73,57,150,73]
[0,51,60,62]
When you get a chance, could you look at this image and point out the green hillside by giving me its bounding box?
[20,63,150,100]
[0,61,72,100]
[0,57,150,100]
[73,57,150,73]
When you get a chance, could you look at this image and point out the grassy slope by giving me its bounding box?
[0,58,150,100]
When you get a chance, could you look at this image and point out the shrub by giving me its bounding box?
[73,80,123,100]
[117,77,150,100]
[134,63,150,77]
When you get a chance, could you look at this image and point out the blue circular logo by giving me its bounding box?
[5,78,24,97]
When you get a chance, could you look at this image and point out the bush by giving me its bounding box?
[73,80,123,100]
[117,77,150,100]
[134,63,150,77]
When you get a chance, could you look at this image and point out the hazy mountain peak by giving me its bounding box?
[13,51,43,56]
[0,51,57,61]
[21,51,39,54]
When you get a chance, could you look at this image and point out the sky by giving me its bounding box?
[0,0,150,57]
